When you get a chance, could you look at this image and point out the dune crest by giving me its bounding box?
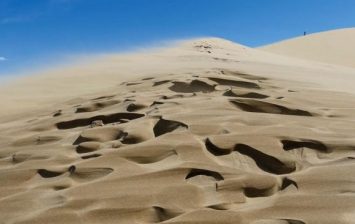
[260,28,355,68]
[1,34,355,223]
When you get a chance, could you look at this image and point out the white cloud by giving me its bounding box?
[0,57,7,61]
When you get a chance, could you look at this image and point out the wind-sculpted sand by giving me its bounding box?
[1,31,355,224]
[261,28,355,68]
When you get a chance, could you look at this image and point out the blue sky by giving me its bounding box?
[1,0,355,77]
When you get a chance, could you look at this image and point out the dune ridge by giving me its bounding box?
[260,28,355,68]
[1,34,355,223]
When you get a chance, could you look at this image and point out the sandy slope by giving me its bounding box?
[1,36,355,224]
[260,28,355,68]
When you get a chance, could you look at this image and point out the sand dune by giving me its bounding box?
[1,33,355,223]
[260,28,355,68]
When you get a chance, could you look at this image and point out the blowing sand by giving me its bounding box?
[1,30,355,224]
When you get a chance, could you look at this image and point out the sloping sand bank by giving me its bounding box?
[1,36,355,224]
[260,28,355,68]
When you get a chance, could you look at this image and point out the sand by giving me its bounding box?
[260,28,355,68]
[1,29,355,224]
